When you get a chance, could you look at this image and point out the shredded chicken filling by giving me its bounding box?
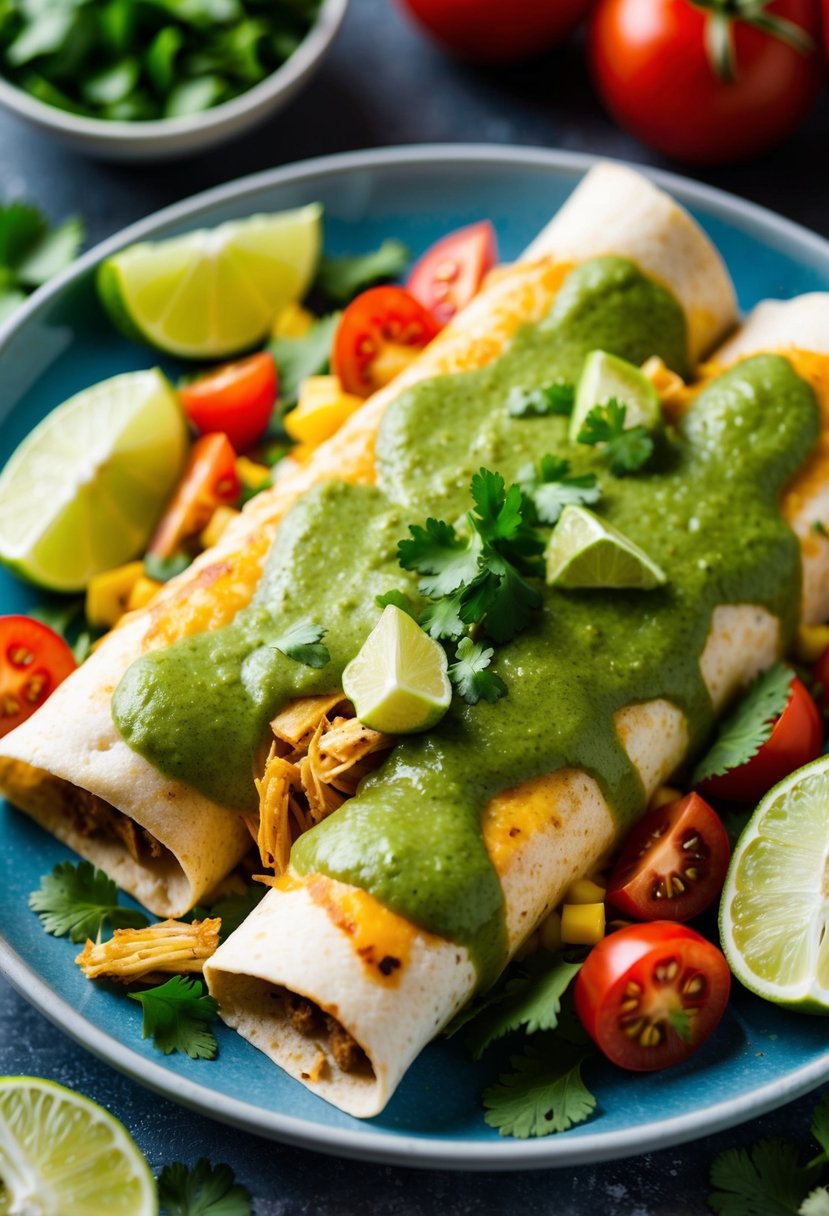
[279,988,372,1076]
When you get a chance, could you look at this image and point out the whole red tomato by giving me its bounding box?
[397,0,593,62]
[589,0,823,164]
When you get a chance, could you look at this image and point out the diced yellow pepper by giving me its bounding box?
[369,340,420,389]
[284,375,363,448]
[86,562,145,628]
[649,784,682,811]
[200,506,240,550]
[641,355,685,402]
[126,576,163,613]
[538,909,562,954]
[514,930,540,961]
[561,902,605,946]
[795,623,829,663]
[235,456,270,490]
[288,442,316,465]
[271,301,314,340]
[563,878,606,905]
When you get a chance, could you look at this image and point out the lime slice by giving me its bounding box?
[0,369,187,592]
[569,349,662,442]
[720,755,829,1013]
[0,1076,156,1215]
[342,604,452,733]
[98,204,322,359]
[546,505,666,590]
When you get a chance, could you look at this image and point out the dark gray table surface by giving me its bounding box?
[1,1,828,1211]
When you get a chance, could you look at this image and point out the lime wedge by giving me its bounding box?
[569,349,662,442]
[720,755,829,1013]
[546,505,666,590]
[0,369,188,592]
[0,1076,157,1215]
[342,604,452,733]
[98,205,322,359]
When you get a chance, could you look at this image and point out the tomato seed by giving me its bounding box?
[1,695,20,716]
[433,259,459,283]
[8,645,34,668]
[24,673,48,702]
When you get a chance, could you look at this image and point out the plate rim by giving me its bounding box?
[1,142,828,1171]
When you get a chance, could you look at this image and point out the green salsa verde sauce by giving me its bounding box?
[112,256,819,986]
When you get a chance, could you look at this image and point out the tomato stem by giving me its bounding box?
[689,0,815,83]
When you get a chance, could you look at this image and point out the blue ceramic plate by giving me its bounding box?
[1,146,828,1170]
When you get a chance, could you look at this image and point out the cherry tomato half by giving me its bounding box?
[397,0,593,61]
[407,221,498,328]
[589,0,823,165]
[699,676,822,804]
[180,352,277,453]
[0,615,77,739]
[332,286,440,397]
[574,922,731,1071]
[148,433,240,558]
[607,793,730,923]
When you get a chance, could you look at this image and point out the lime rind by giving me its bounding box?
[0,1076,157,1216]
[343,604,452,734]
[569,349,662,443]
[98,204,322,359]
[719,754,829,1014]
[545,504,666,590]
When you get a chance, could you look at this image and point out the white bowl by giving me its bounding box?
[0,0,348,161]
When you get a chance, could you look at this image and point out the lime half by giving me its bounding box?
[0,1076,157,1216]
[720,755,829,1013]
[546,505,666,590]
[98,205,322,359]
[0,369,187,591]
[569,349,662,442]
[343,604,452,733]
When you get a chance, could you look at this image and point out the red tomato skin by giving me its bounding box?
[700,676,823,803]
[589,0,823,164]
[0,615,77,739]
[397,0,593,61]
[148,432,240,558]
[407,221,498,327]
[574,922,731,1071]
[180,353,277,453]
[332,286,440,397]
[607,793,730,923]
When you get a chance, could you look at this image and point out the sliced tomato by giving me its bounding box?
[332,286,440,397]
[407,221,498,327]
[607,793,730,923]
[574,922,731,1071]
[699,676,822,804]
[148,433,240,558]
[179,353,277,453]
[0,616,77,739]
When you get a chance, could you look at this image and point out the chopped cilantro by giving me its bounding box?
[576,398,654,475]
[463,953,582,1058]
[448,637,506,705]
[273,620,330,669]
[144,552,192,583]
[507,382,575,418]
[692,663,793,784]
[130,976,218,1060]
[29,861,148,943]
[0,203,82,322]
[812,521,829,538]
[668,1006,694,1045]
[267,312,340,414]
[375,590,418,620]
[315,239,410,304]
[709,1139,820,1216]
[810,1093,829,1167]
[518,455,601,525]
[157,1158,252,1216]
[482,1038,596,1139]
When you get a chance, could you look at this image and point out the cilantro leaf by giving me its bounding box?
[709,1139,820,1216]
[208,886,266,942]
[448,637,506,705]
[518,456,601,526]
[15,215,84,287]
[158,1157,251,1215]
[273,621,330,669]
[507,382,575,418]
[376,590,418,620]
[812,521,829,539]
[0,202,83,322]
[810,1093,829,1166]
[268,312,340,413]
[693,663,794,784]
[130,976,218,1059]
[315,239,410,304]
[398,518,480,598]
[465,954,582,1059]
[668,1006,694,1045]
[29,861,148,943]
[577,398,654,476]
[419,591,466,641]
[476,556,542,644]
[144,552,192,583]
[483,1038,596,1139]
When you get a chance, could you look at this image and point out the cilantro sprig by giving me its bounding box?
[273,620,330,669]
[483,1039,596,1139]
[0,202,83,323]
[29,861,149,942]
[315,239,410,304]
[130,976,218,1059]
[507,382,575,418]
[158,1157,252,1215]
[576,397,654,475]
[693,663,793,785]
[517,455,601,526]
[448,638,507,705]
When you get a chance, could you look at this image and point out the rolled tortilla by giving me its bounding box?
[0,163,738,917]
